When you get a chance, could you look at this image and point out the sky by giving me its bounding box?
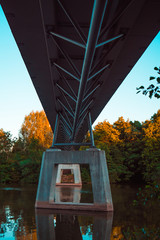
[0,5,160,138]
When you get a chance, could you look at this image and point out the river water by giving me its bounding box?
[0,184,159,239]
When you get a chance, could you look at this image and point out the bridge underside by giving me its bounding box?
[1,0,160,148]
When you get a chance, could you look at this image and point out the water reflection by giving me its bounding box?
[0,185,36,239]
[55,186,82,203]
[35,209,113,240]
[0,184,160,239]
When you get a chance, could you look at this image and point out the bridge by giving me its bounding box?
[1,0,160,148]
[1,0,160,211]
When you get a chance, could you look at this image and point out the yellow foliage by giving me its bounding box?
[110,226,124,240]
[20,110,53,149]
[114,117,138,142]
[142,110,160,148]
[94,120,120,145]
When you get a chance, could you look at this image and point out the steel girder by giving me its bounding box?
[1,0,160,149]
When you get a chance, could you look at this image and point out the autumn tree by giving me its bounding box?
[113,117,138,142]
[93,121,126,183]
[94,120,120,146]
[20,110,53,149]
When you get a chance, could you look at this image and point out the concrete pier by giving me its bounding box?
[35,149,113,211]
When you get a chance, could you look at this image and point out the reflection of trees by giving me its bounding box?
[0,206,23,238]
[110,225,160,240]
[0,205,37,239]
[0,186,37,238]
[122,225,160,240]
[110,226,123,240]
[78,215,93,235]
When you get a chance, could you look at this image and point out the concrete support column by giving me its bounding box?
[35,149,113,211]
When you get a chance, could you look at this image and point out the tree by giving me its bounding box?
[93,120,120,146]
[93,121,126,183]
[20,110,53,149]
[0,129,13,183]
[0,129,13,162]
[141,110,160,183]
[0,129,12,153]
[136,66,160,99]
[113,118,143,182]
[113,117,139,142]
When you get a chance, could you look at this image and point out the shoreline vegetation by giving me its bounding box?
[0,110,159,203]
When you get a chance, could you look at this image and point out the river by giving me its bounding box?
[0,184,159,239]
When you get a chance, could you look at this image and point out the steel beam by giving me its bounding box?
[56,83,77,102]
[99,0,135,40]
[79,99,93,119]
[50,31,85,48]
[54,63,80,82]
[55,67,77,99]
[50,36,80,77]
[83,84,100,102]
[60,119,72,137]
[57,0,87,44]
[54,142,91,146]
[57,98,74,118]
[96,34,123,48]
[59,112,72,132]
[88,64,110,81]
[88,112,95,147]
[71,0,108,141]
[51,114,59,147]
[76,111,89,136]
[60,90,74,115]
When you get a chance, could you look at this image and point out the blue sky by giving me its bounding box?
[0,5,160,138]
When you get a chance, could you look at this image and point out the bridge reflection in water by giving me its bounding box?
[36,186,113,240]
[55,186,82,203]
[36,210,113,240]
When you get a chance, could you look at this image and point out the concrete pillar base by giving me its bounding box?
[35,150,113,212]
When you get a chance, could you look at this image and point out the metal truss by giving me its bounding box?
[49,0,125,148]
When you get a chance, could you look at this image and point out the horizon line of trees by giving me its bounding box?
[0,110,160,185]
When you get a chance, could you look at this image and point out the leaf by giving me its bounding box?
[154,67,158,71]
[136,91,141,94]
[155,93,160,98]
[143,90,147,95]
[155,87,159,92]
[149,90,154,98]
[147,84,154,90]
[137,86,144,90]
[149,76,155,80]
[156,77,160,83]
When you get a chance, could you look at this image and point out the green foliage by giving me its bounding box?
[136,66,160,98]
[0,135,43,184]
[12,138,43,183]
[81,167,91,183]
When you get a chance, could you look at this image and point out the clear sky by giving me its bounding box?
[0,5,160,138]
